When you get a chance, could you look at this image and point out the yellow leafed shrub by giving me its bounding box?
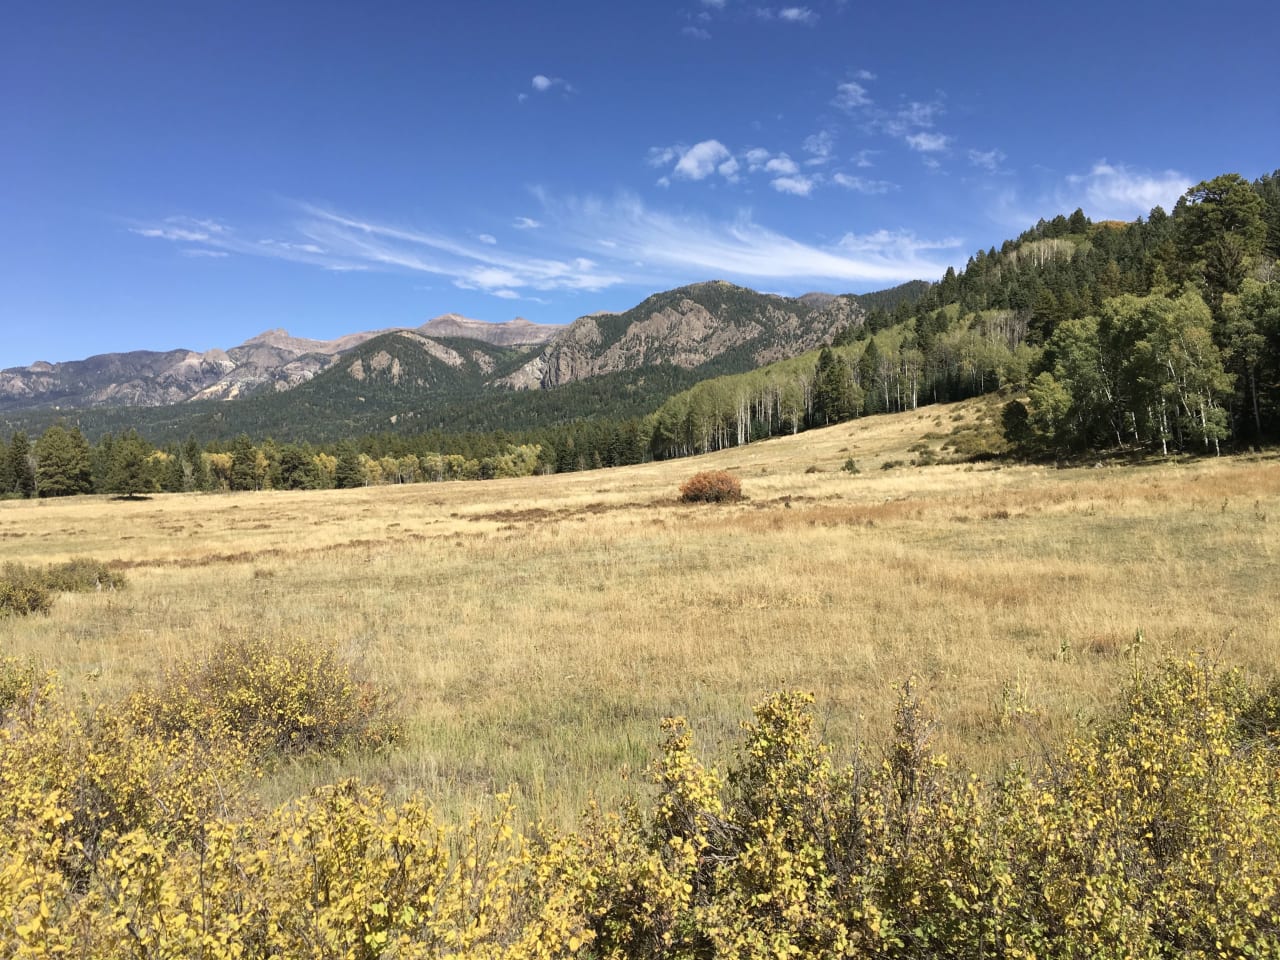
[2,652,1279,957]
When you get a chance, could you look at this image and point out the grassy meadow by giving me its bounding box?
[3,396,1278,826]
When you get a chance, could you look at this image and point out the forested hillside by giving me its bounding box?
[649,170,1280,460]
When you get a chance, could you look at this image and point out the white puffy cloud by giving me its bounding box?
[513,217,542,229]
[906,132,950,153]
[771,175,817,196]
[529,74,573,95]
[833,81,871,111]
[676,140,732,180]
[744,147,772,171]
[778,7,817,24]
[765,154,800,175]
[682,26,712,39]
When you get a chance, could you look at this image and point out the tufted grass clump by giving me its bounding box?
[131,635,401,761]
[679,469,743,503]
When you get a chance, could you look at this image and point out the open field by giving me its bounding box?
[3,397,1279,826]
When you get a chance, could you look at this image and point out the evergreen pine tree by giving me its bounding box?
[229,434,258,491]
[35,424,92,497]
[106,433,153,498]
[9,433,35,498]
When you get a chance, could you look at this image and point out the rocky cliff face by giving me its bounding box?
[497,282,863,390]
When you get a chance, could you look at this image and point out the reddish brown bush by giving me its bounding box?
[679,470,743,503]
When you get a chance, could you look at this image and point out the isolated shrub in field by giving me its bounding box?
[679,470,742,503]
[40,557,125,593]
[135,635,401,759]
[0,565,53,617]
[0,558,124,617]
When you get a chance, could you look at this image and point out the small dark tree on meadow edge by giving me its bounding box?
[679,470,742,503]
[106,433,154,499]
[229,434,259,491]
[334,443,364,489]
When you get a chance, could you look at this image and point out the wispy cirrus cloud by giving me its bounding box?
[129,204,622,299]
[968,148,1006,172]
[988,160,1191,228]
[130,216,229,243]
[544,192,960,285]
[131,192,958,299]
[1066,161,1190,219]
[832,173,896,194]
[802,130,834,165]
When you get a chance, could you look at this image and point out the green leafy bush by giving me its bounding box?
[679,470,743,503]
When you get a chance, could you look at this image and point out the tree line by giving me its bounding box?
[0,419,655,499]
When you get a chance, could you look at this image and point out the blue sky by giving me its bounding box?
[3,0,1277,367]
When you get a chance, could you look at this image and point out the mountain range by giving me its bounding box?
[0,282,872,441]
[0,315,562,412]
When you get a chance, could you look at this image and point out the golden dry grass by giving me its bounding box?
[3,397,1279,825]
